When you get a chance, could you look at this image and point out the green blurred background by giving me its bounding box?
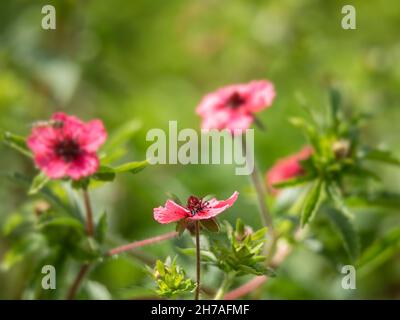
[0,0,399,299]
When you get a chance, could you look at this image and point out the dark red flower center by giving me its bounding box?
[226,92,245,109]
[187,196,208,216]
[55,138,81,162]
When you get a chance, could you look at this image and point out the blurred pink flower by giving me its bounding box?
[27,112,107,180]
[266,146,313,194]
[196,80,275,134]
[154,191,239,224]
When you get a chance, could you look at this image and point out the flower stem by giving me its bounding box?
[195,221,201,300]
[107,231,178,256]
[224,275,267,300]
[214,273,233,300]
[242,138,274,231]
[249,164,273,230]
[82,189,94,237]
[66,263,90,300]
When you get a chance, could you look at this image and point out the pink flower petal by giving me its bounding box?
[191,191,239,220]
[27,126,57,155]
[266,146,313,194]
[244,80,276,113]
[78,120,107,152]
[35,154,68,179]
[66,153,99,180]
[153,200,190,224]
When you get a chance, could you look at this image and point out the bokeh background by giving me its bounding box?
[0,0,399,299]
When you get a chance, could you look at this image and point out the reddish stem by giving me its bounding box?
[66,264,90,300]
[83,190,94,237]
[107,231,178,256]
[224,276,268,300]
[195,221,201,300]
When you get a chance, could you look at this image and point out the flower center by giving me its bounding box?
[187,196,208,216]
[55,139,81,162]
[226,92,245,109]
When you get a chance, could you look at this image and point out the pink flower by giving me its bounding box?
[266,146,313,194]
[154,191,239,224]
[196,80,275,134]
[27,112,107,180]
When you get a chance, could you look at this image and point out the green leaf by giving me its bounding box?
[28,172,50,195]
[329,87,341,132]
[0,234,46,271]
[95,212,108,244]
[200,218,220,233]
[156,260,166,276]
[4,172,78,217]
[325,208,360,261]
[113,160,148,174]
[2,131,32,158]
[92,166,116,182]
[301,179,323,227]
[71,178,90,190]
[346,191,400,209]
[357,227,400,276]
[326,183,353,219]
[38,216,85,234]
[251,227,268,241]
[361,148,400,166]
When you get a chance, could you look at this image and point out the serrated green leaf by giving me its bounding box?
[28,172,50,195]
[2,131,32,158]
[301,179,323,227]
[325,208,360,261]
[114,160,148,174]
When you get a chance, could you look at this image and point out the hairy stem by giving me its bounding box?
[107,231,178,256]
[82,189,94,237]
[66,264,90,300]
[195,221,201,300]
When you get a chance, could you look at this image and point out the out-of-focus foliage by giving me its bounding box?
[0,0,400,299]
[147,257,196,298]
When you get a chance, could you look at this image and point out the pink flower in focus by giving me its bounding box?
[266,146,313,194]
[154,191,239,224]
[27,112,107,180]
[196,80,275,133]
